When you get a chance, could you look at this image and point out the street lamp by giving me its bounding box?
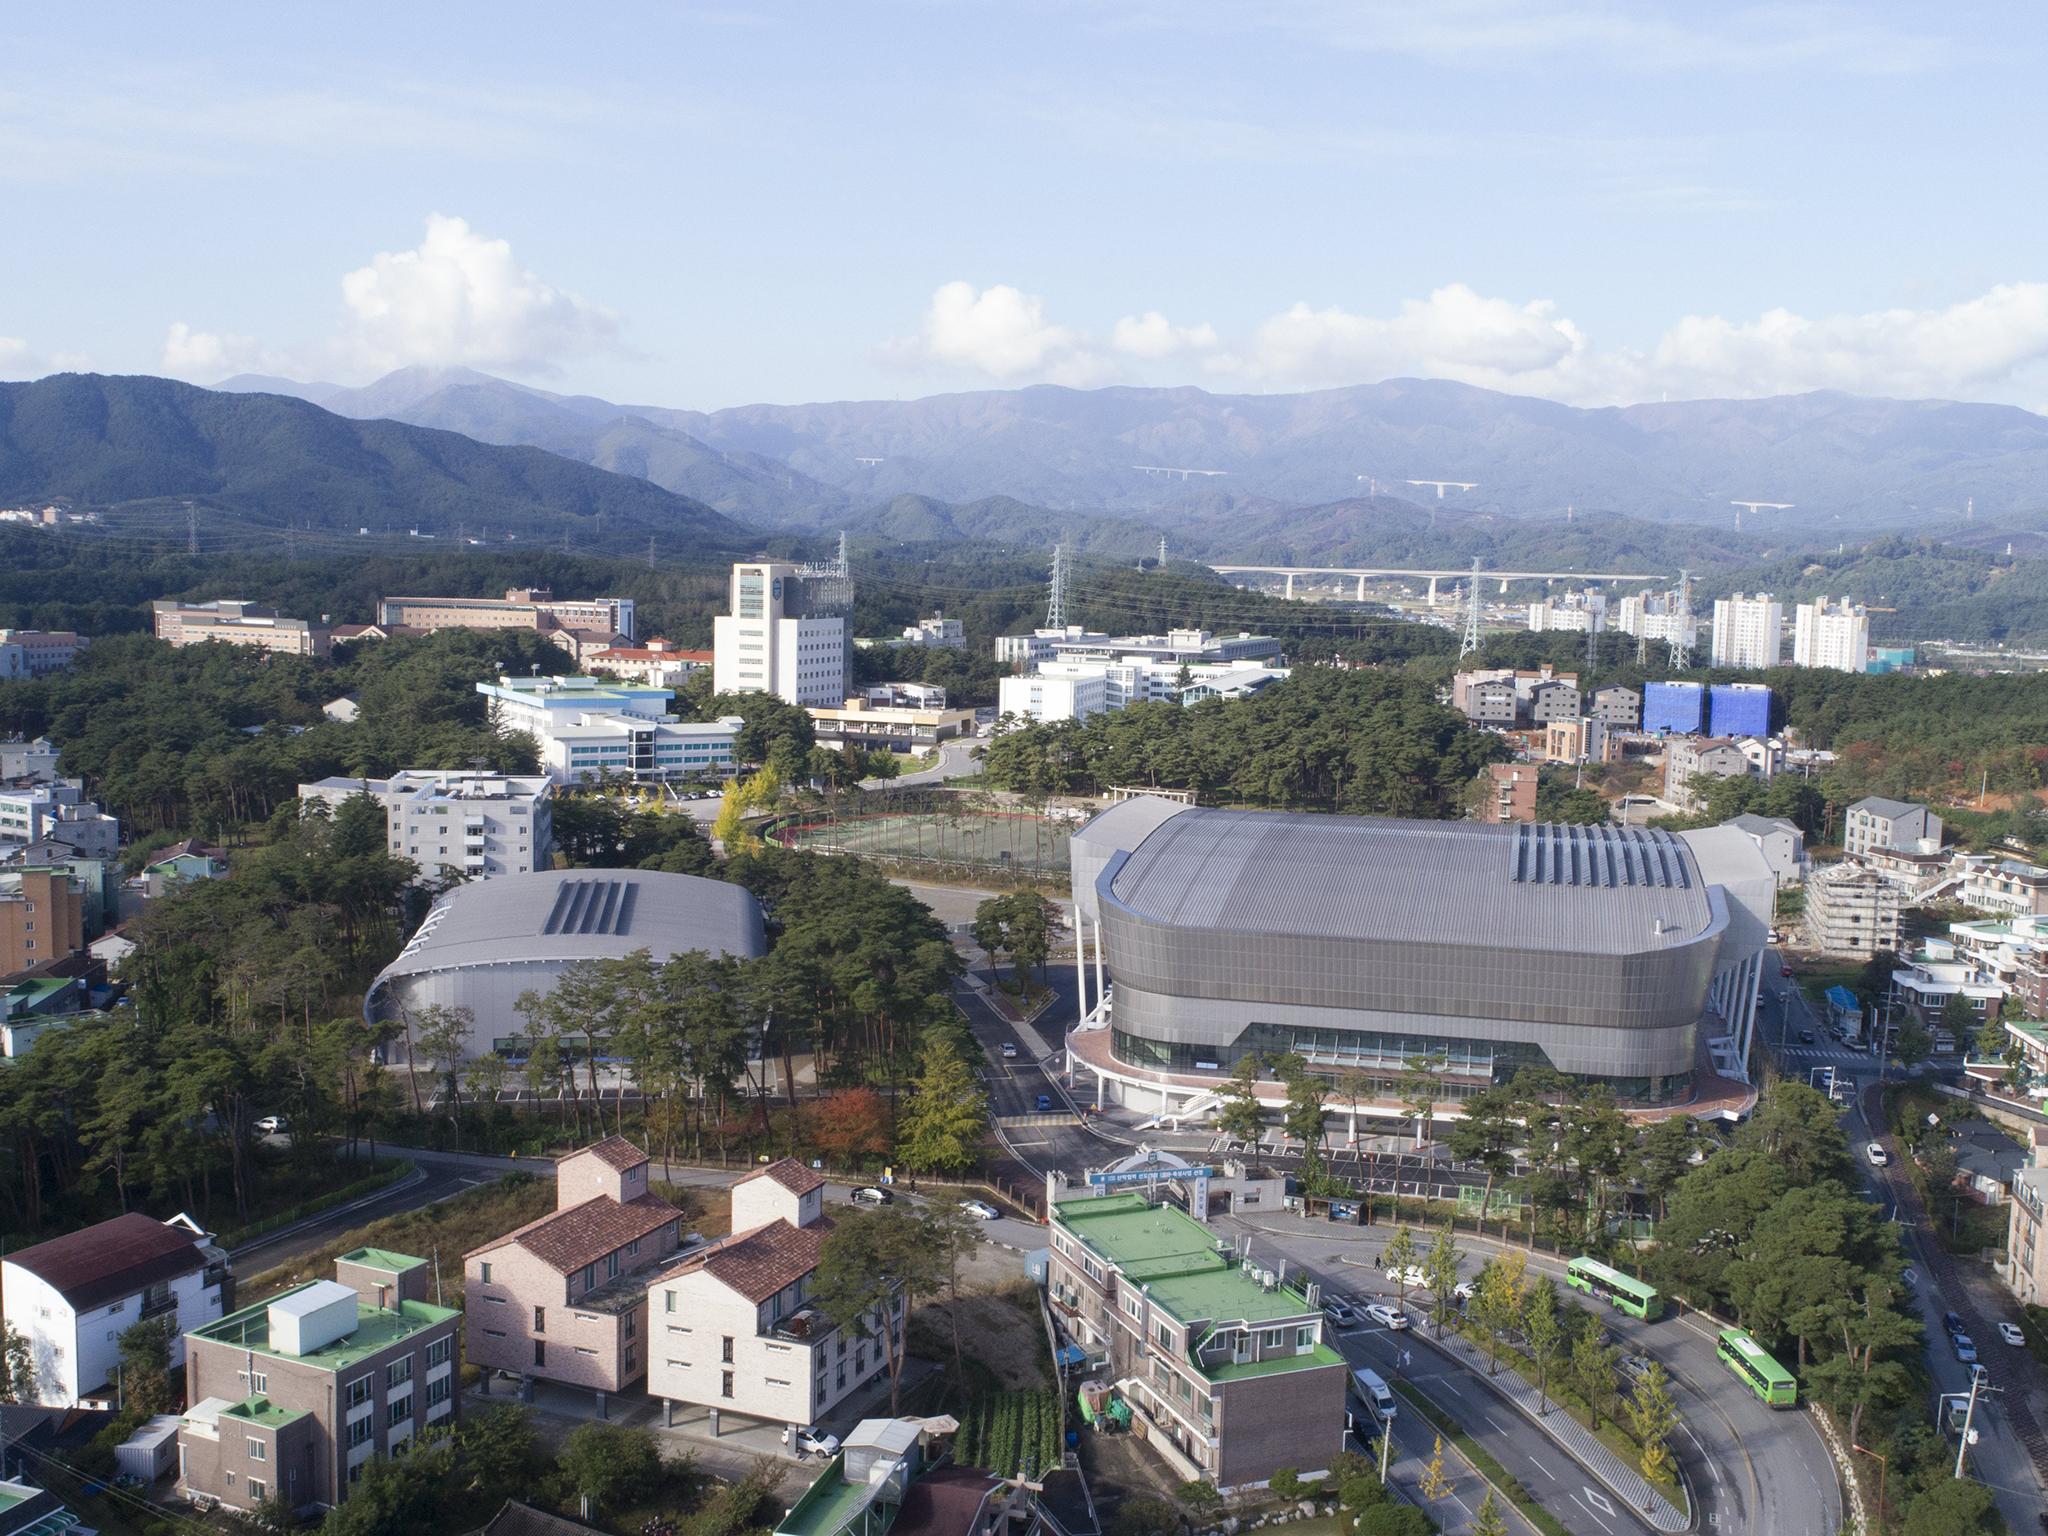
[1851,1443,1886,1525]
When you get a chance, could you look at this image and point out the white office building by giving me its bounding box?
[2,1212,229,1407]
[299,771,554,882]
[999,670,1109,724]
[712,562,848,707]
[477,675,740,784]
[1710,593,1785,669]
[0,780,119,858]
[1792,596,1870,673]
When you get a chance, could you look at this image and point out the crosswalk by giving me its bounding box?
[1769,1042,1871,1065]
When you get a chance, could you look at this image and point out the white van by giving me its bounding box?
[1352,1367,1397,1423]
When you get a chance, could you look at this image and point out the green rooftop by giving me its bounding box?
[1202,1341,1347,1382]
[774,1452,896,1536]
[221,1394,307,1430]
[340,1246,426,1274]
[193,1283,458,1371]
[1053,1193,1317,1327]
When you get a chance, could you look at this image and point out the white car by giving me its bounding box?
[1000,1042,1018,1060]
[1365,1302,1411,1331]
[255,1115,289,1135]
[1864,1142,1889,1167]
[850,1186,892,1206]
[1999,1322,2027,1347]
[960,1199,1001,1221]
[793,1428,840,1458]
[1385,1264,1428,1289]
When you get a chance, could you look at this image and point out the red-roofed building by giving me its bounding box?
[649,1158,900,1437]
[463,1138,690,1411]
[588,638,713,688]
[1,1212,229,1406]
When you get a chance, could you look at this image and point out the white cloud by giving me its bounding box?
[0,337,92,380]
[886,282,1116,387]
[885,278,2048,407]
[336,214,621,376]
[1112,311,1219,360]
[159,322,270,379]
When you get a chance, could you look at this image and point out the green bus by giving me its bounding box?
[1565,1256,1662,1321]
[1717,1328,1797,1407]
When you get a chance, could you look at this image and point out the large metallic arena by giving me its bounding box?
[364,869,766,1066]
[1066,798,1775,1119]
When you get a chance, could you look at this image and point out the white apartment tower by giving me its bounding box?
[1792,596,1870,673]
[1710,593,1784,669]
[712,563,849,707]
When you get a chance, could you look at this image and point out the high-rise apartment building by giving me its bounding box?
[298,772,554,882]
[712,563,849,707]
[1792,596,1870,673]
[1709,593,1783,669]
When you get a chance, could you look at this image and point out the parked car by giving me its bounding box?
[1944,1311,1968,1338]
[255,1115,289,1135]
[1999,1322,2028,1347]
[1365,1302,1411,1331]
[1385,1264,1429,1289]
[850,1186,892,1206]
[1000,1042,1018,1059]
[960,1199,1000,1221]
[1324,1301,1359,1327]
[1781,965,1795,978]
[793,1428,840,1458]
[1798,1029,1816,1044]
[1035,1093,1053,1111]
[1452,1279,1477,1306]
[1865,1142,1889,1167]
[1953,1334,1979,1365]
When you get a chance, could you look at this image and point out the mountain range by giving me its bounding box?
[0,374,752,553]
[224,368,2048,539]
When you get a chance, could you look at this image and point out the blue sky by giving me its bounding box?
[3,3,2044,410]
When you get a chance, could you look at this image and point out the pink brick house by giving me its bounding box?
[464,1136,688,1415]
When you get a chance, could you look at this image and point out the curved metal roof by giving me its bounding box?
[372,869,765,983]
[1103,808,1716,955]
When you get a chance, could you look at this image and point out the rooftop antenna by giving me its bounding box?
[1356,475,1378,497]
[1671,568,1694,670]
[1458,557,1484,659]
[1046,541,1068,630]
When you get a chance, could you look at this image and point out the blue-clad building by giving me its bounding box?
[1642,681,1705,735]
[1708,682,1772,740]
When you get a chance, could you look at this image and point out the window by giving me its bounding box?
[248,1479,265,1503]
[248,1439,266,1461]
[1262,1329,1283,1349]
[428,1376,451,1405]
[534,1306,546,1334]
[721,1370,734,1399]
[722,1336,734,1363]
[249,1370,268,1394]
[624,1313,637,1340]
[387,1357,412,1388]
[664,1291,675,1314]
[427,1338,451,1368]
[388,1393,412,1427]
[480,1262,492,1284]
[625,1344,637,1373]
[224,1471,235,1488]
[626,1238,641,1258]
[534,1340,547,1367]
[1297,1327,1314,1349]
[484,1328,506,1339]
[348,1417,374,1448]
[581,1264,596,1292]
[606,1251,620,1280]
[346,1376,372,1408]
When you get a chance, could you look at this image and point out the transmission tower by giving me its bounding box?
[1670,568,1695,671]
[1158,534,1168,566]
[646,536,657,570]
[186,503,199,555]
[1046,542,1068,630]
[1458,557,1484,658]
[1585,612,1598,676]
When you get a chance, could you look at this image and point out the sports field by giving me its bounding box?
[779,807,1073,875]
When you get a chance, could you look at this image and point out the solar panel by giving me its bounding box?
[1510,823,1689,889]
[541,878,638,936]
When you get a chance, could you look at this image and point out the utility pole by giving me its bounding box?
[1954,1374,1999,1479]
[1458,557,1484,659]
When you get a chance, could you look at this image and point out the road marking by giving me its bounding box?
[1437,1379,1463,1398]
[1007,1139,1051,1148]
[1571,1491,1615,1534]
[1531,1459,1556,1480]
[1483,1414,1506,1435]
[1583,1488,1615,1519]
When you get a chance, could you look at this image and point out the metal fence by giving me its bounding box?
[776,788,1076,878]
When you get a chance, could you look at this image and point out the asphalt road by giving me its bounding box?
[870,737,983,789]
[1763,966,2046,1532]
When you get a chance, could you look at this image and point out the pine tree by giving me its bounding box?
[895,1036,990,1177]
[1471,1487,1508,1536]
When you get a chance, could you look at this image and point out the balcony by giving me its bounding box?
[139,1292,179,1322]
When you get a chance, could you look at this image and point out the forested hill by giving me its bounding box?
[0,374,756,554]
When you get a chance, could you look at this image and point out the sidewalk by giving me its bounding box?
[1412,1324,1687,1533]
